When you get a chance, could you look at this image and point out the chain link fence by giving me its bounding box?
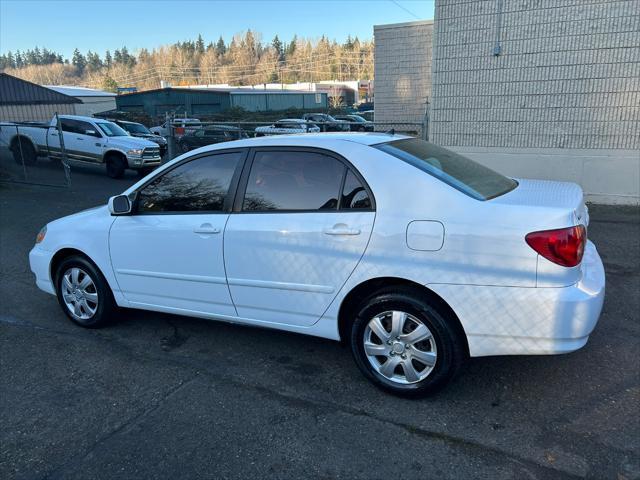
[0,112,428,186]
[0,114,71,187]
[163,119,428,162]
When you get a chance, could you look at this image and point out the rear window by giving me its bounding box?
[374,138,517,201]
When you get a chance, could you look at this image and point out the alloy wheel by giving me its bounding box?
[363,310,437,384]
[61,267,99,321]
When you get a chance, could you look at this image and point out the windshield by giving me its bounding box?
[121,122,151,134]
[349,115,367,122]
[96,122,129,137]
[375,138,517,201]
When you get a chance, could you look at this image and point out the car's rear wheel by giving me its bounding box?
[54,255,117,328]
[12,138,37,165]
[350,288,465,397]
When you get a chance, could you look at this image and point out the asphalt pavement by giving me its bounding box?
[1,155,639,479]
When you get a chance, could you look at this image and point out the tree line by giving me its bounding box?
[0,31,373,92]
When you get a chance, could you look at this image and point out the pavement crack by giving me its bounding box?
[41,375,200,480]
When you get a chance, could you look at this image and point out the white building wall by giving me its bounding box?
[430,0,640,205]
[74,96,117,116]
[374,20,433,128]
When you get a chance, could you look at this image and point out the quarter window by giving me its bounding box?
[341,169,372,210]
[242,151,345,212]
[136,152,242,213]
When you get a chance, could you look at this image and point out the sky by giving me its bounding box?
[0,0,434,58]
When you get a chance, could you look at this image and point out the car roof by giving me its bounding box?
[204,132,409,148]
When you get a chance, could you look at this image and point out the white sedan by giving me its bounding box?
[255,119,320,136]
[29,133,605,396]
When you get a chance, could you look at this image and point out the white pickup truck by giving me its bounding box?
[0,115,162,178]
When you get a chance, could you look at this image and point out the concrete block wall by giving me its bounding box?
[428,0,640,204]
[374,20,434,128]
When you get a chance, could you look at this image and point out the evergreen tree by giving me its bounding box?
[105,50,112,68]
[272,35,284,61]
[196,34,205,55]
[71,48,86,73]
[215,36,226,56]
[102,75,118,93]
[286,35,297,57]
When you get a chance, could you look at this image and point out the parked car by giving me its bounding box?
[150,118,202,138]
[111,120,168,157]
[29,134,604,397]
[302,113,350,131]
[177,125,249,152]
[255,119,320,136]
[0,115,161,178]
[334,114,375,132]
[359,110,374,121]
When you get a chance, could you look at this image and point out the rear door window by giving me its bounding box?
[374,138,517,200]
[242,151,345,211]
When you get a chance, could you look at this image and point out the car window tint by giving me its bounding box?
[137,152,242,213]
[75,120,95,136]
[341,169,372,210]
[60,119,78,133]
[243,151,345,212]
[375,138,518,201]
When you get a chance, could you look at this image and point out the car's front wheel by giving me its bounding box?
[54,255,117,328]
[350,288,465,397]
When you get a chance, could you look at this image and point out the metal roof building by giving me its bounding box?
[115,87,328,117]
[0,73,80,122]
[45,85,116,116]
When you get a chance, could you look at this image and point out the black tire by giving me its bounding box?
[358,126,366,132]
[180,142,190,153]
[350,287,465,397]
[106,154,126,179]
[12,138,37,165]
[54,255,118,328]
[137,166,155,177]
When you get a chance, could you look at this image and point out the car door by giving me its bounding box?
[63,119,102,162]
[109,150,246,315]
[223,148,376,327]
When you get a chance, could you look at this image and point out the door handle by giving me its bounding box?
[193,224,220,234]
[50,133,58,136]
[95,143,102,147]
[76,137,84,140]
[323,226,361,236]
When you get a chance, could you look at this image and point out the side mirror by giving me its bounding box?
[108,195,132,215]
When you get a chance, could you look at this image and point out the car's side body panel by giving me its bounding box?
[29,134,605,358]
[224,210,375,326]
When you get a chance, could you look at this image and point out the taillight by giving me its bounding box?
[525,225,586,267]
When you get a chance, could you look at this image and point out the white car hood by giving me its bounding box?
[107,136,158,149]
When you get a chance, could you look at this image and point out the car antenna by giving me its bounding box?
[385,128,395,135]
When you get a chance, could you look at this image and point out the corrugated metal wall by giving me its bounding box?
[116,89,328,116]
[74,97,117,116]
[116,90,231,116]
[0,103,76,122]
[230,92,327,111]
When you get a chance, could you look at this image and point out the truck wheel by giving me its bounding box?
[106,154,126,179]
[12,138,37,165]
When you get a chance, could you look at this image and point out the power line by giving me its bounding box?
[390,0,422,20]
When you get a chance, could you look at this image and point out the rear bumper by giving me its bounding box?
[29,246,55,295]
[428,241,605,357]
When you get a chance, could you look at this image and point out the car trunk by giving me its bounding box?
[491,179,589,287]
[491,178,588,228]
